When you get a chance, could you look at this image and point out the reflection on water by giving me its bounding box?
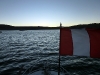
[0,30,100,75]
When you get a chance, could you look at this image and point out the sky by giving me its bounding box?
[0,0,100,27]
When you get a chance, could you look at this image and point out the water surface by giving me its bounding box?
[0,30,100,75]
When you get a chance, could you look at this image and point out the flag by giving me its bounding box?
[60,28,100,58]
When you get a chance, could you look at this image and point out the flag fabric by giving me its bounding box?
[60,28,100,58]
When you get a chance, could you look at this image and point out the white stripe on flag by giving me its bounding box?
[71,29,90,56]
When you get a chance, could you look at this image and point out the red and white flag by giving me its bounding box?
[60,28,100,58]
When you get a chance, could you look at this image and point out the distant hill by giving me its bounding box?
[69,23,100,29]
[0,24,14,30]
[0,24,60,30]
[0,23,100,30]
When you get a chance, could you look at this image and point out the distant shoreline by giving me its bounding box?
[0,23,100,30]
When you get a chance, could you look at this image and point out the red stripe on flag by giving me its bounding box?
[86,29,100,58]
[60,28,73,55]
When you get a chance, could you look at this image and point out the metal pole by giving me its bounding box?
[58,22,62,75]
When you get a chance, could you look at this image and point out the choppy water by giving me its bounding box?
[0,30,100,75]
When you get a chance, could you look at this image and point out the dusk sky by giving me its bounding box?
[0,0,100,27]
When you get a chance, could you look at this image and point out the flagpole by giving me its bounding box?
[58,22,62,75]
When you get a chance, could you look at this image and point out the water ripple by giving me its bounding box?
[0,30,100,75]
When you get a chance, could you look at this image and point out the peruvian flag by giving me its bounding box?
[60,28,100,58]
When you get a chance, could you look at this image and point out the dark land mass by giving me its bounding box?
[0,23,100,30]
[69,23,100,29]
[0,24,60,30]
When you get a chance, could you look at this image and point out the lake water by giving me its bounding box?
[0,30,100,75]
